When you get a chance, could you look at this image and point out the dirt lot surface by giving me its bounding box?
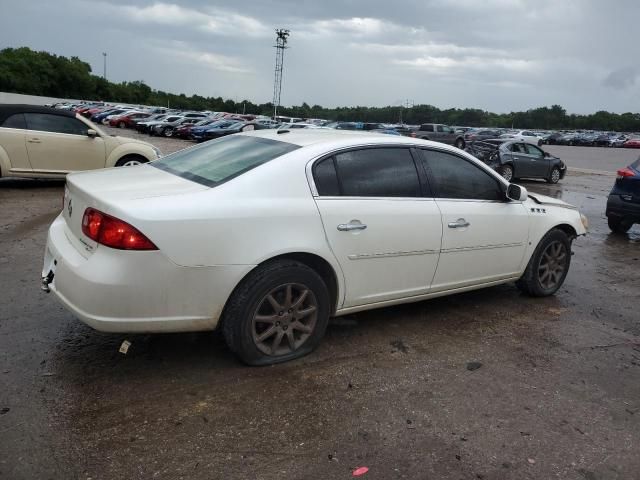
[1,133,639,480]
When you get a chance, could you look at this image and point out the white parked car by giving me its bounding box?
[42,130,587,365]
[0,104,160,179]
[500,130,543,146]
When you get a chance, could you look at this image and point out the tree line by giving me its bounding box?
[2,47,639,131]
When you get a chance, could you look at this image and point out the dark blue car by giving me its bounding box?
[606,157,640,233]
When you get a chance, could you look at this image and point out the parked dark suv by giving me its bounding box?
[606,157,640,233]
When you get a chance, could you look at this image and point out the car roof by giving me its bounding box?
[0,104,75,124]
[240,128,433,148]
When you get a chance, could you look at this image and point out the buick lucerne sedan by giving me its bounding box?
[42,130,588,365]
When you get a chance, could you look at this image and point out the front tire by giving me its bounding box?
[608,216,632,233]
[455,138,465,149]
[118,121,126,128]
[516,229,571,297]
[163,127,174,137]
[115,155,148,167]
[547,166,561,184]
[222,260,330,366]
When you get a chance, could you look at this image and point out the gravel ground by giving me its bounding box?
[1,133,639,480]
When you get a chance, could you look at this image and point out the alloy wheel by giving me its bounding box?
[251,283,318,356]
[501,165,513,182]
[537,240,568,290]
[550,168,561,183]
[122,159,142,166]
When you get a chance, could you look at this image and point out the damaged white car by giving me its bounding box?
[42,130,587,365]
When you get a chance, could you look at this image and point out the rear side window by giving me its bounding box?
[24,113,87,135]
[2,113,26,129]
[420,149,503,201]
[314,148,421,198]
[152,135,299,187]
[314,158,340,196]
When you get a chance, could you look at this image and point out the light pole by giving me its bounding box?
[272,29,290,119]
[102,52,107,80]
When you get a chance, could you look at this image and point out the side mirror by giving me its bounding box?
[544,151,550,157]
[506,183,528,202]
[87,129,98,138]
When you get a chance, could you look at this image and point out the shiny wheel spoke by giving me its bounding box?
[538,240,567,290]
[252,283,319,357]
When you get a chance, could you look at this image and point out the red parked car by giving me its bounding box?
[109,112,151,128]
[623,137,640,149]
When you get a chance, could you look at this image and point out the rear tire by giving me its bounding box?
[222,260,330,366]
[163,127,174,137]
[608,216,632,233]
[516,229,571,297]
[500,164,514,182]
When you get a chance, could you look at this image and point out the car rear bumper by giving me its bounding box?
[42,214,253,333]
[606,195,640,222]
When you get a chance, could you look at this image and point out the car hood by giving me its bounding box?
[106,135,153,147]
[527,192,576,210]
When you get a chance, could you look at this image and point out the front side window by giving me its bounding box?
[152,135,299,187]
[524,144,543,157]
[24,113,88,135]
[315,148,421,198]
[421,149,503,201]
[1,113,26,129]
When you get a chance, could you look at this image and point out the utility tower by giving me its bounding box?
[272,29,290,119]
[102,52,107,80]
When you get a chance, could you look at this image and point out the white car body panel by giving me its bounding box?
[43,130,586,333]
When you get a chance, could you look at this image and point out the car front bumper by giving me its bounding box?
[42,214,253,333]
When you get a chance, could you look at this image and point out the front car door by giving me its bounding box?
[312,147,443,307]
[508,142,535,177]
[23,113,106,174]
[418,148,529,291]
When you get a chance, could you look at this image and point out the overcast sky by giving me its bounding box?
[1,0,639,113]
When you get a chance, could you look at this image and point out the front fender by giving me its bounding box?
[106,144,157,167]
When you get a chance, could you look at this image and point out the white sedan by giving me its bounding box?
[500,130,543,146]
[42,130,587,365]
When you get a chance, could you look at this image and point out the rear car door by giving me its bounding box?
[523,143,550,178]
[24,113,106,173]
[509,142,534,177]
[0,113,32,171]
[418,148,529,291]
[312,147,442,307]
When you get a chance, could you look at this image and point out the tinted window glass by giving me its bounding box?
[1,113,26,129]
[314,157,340,196]
[152,135,299,187]
[24,113,87,135]
[334,148,420,197]
[421,149,503,201]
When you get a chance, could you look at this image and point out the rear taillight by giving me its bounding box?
[617,167,636,178]
[81,208,157,250]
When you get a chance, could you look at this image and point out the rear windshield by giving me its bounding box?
[151,135,300,187]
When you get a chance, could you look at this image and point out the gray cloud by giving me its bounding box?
[1,0,639,113]
[603,67,640,90]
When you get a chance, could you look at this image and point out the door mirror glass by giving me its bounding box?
[506,183,528,202]
[544,151,550,157]
[87,129,97,138]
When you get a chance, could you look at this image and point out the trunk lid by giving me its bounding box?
[63,165,208,255]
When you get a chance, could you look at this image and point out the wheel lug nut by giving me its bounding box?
[278,311,283,316]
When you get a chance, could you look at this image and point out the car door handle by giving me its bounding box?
[448,218,470,228]
[27,138,41,143]
[337,222,367,232]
